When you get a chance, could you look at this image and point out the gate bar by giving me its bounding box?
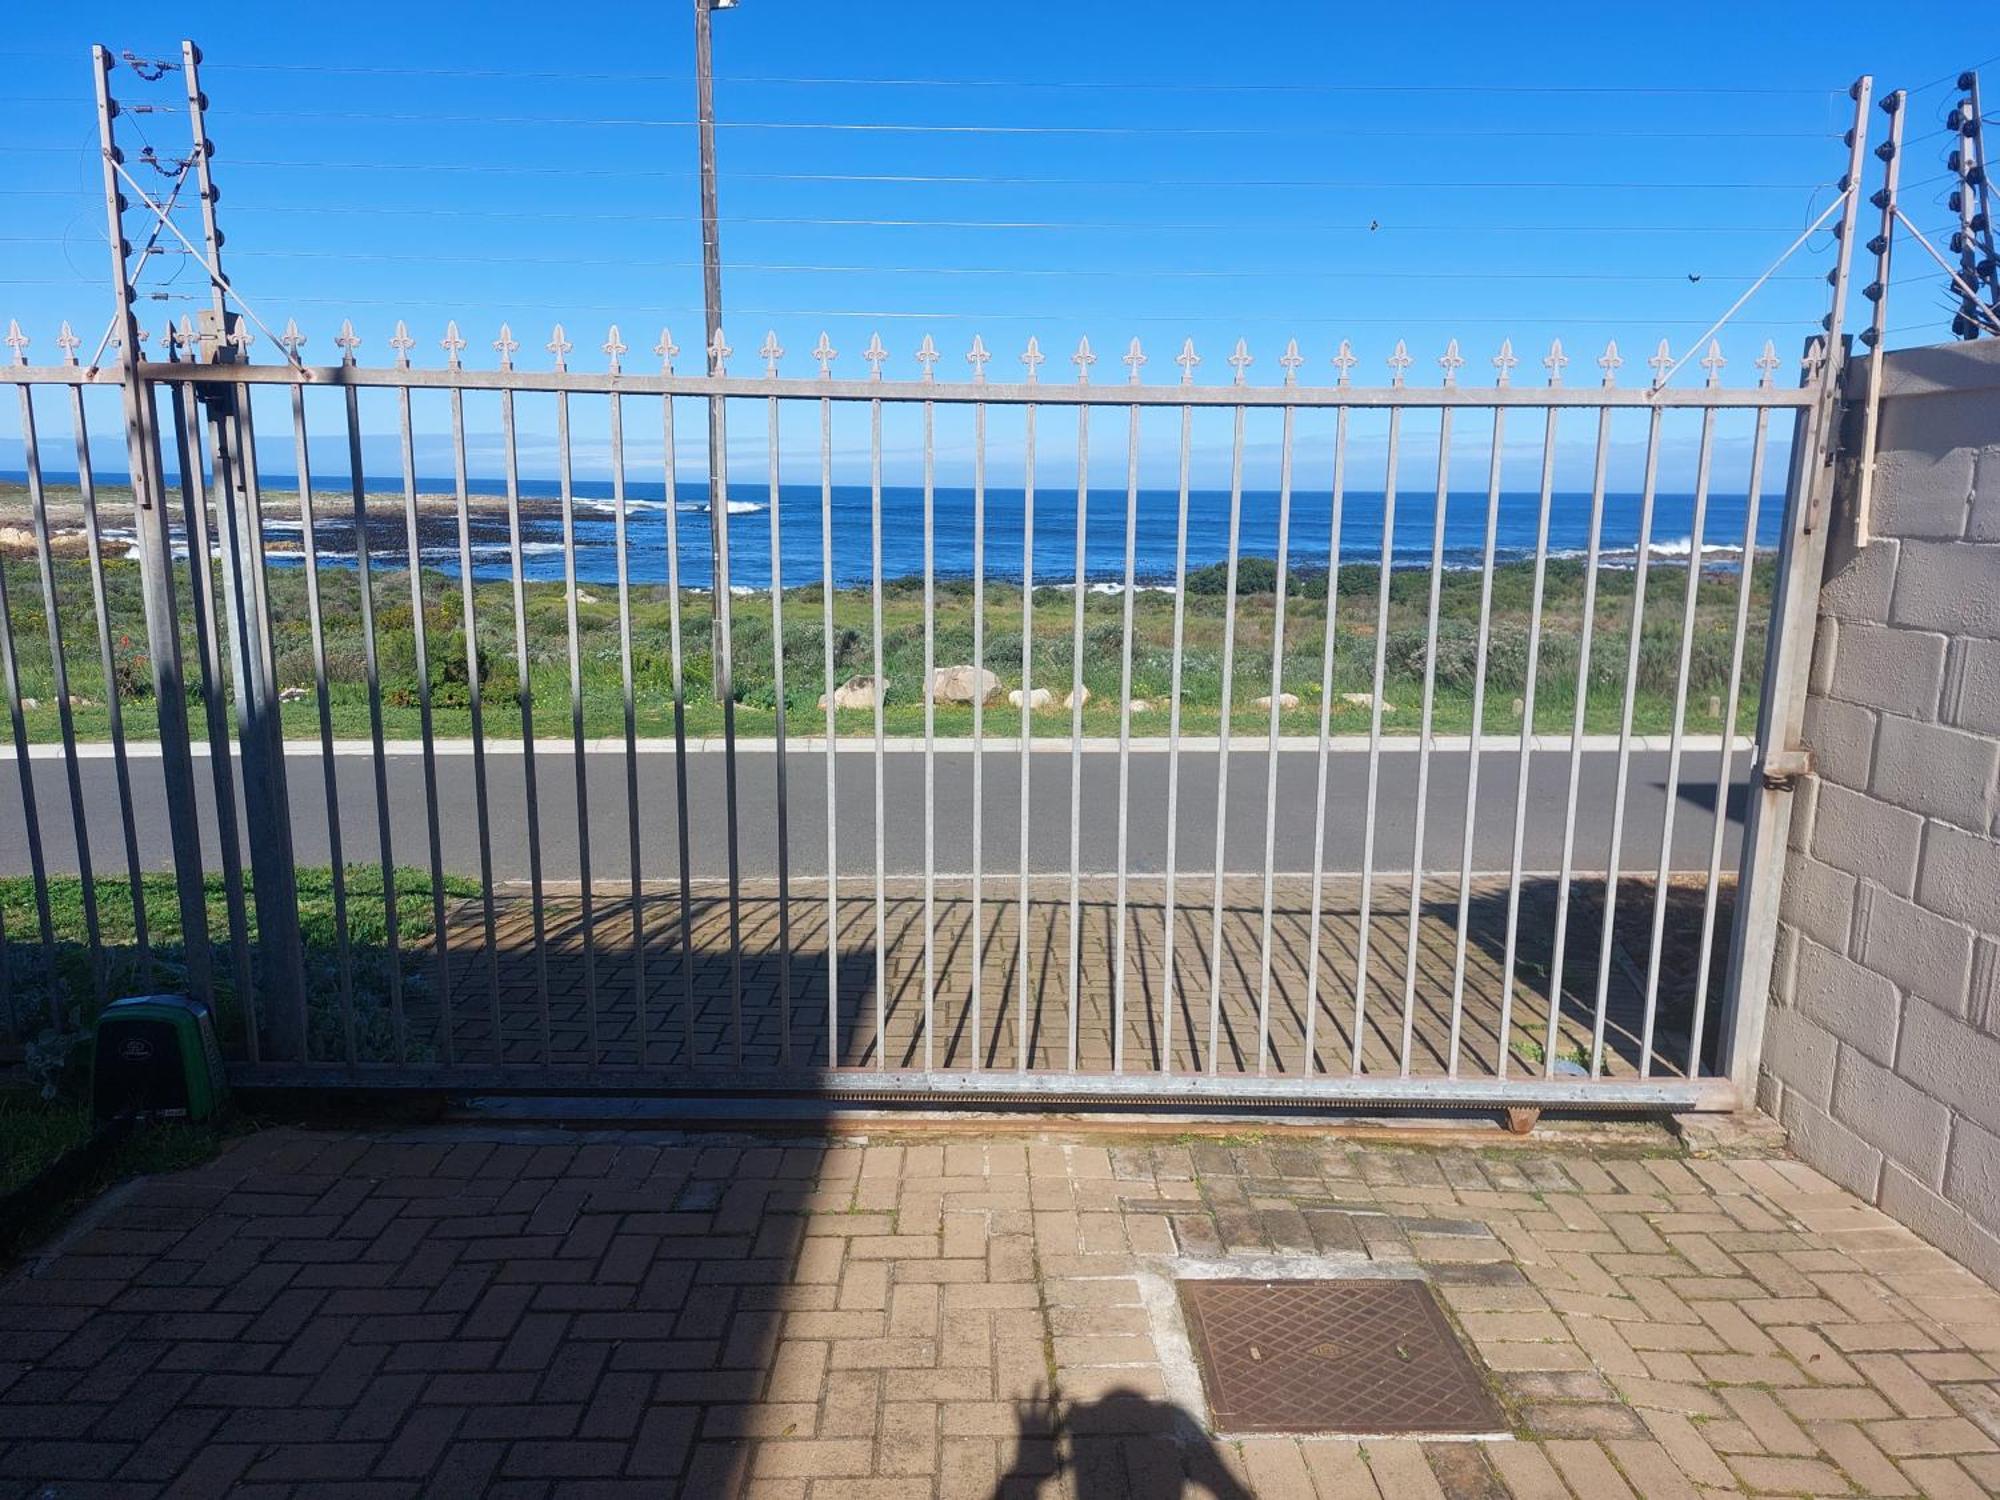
[283,356,357,1064]
[65,367,151,980]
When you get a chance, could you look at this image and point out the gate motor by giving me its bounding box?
[91,995,227,1125]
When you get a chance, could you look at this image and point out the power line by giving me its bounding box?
[0,193,1834,235]
[0,279,1839,329]
[182,108,1863,142]
[0,145,1835,191]
[200,245,1823,284]
[2,231,1829,281]
[174,56,1845,97]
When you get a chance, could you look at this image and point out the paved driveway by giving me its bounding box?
[3,1122,1998,1497]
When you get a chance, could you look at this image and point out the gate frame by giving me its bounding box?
[0,51,1883,1113]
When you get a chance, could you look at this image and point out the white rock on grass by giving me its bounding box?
[818,674,889,711]
[1062,685,1091,710]
[1254,692,1301,711]
[927,664,1000,704]
[1008,687,1054,711]
[1339,691,1394,712]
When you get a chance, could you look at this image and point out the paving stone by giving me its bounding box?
[10,1121,2000,1496]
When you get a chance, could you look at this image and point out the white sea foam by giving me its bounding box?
[676,499,766,516]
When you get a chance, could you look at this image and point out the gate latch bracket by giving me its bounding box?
[1762,747,1815,790]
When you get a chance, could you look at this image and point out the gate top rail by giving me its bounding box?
[2,319,1813,408]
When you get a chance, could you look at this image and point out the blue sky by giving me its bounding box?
[0,1,1983,487]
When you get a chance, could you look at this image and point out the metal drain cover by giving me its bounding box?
[1178,1278,1506,1436]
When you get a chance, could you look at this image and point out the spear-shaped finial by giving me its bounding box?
[707,325,731,376]
[1021,336,1044,383]
[1439,338,1465,386]
[4,320,27,366]
[1755,339,1780,388]
[278,318,307,360]
[603,324,627,374]
[916,333,939,381]
[226,322,256,357]
[813,331,837,378]
[389,319,415,369]
[441,321,465,369]
[493,323,517,370]
[654,328,679,373]
[863,332,888,379]
[1648,338,1673,389]
[1387,340,1412,387]
[760,330,784,377]
[56,322,80,366]
[1123,336,1146,384]
[1227,338,1252,385]
[547,324,572,372]
[1331,339,1357,387]
[1699,339,1726,388]
[174,316,198,360]
[1597,340,1622,387]
[1279,338,1303,386]
[1175,338,1200,385]
[1072,335,1096,383]
[1544,338,1568,387]
[1493,338,1518,387]
[967,334,989,383]
[336,319,362,366]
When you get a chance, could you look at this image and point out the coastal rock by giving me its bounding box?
[1062,685,1091,711]
[575,590,600,605]
[280,686,310,703]
[1255,692,1301,711]
[0,525,91,559]
[1128,698,1153,714]
[1008,687,1054,711]
[1340,691,1394,712]
[927,664,999,705]
[819,675,888,711]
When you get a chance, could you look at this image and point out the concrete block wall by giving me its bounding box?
[1761,338,2000,1283]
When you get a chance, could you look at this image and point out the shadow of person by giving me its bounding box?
[992,1384,1256,1499]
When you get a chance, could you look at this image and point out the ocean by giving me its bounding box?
[18,473,1783,591]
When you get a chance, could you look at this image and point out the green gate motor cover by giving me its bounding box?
[91,994,227,1124]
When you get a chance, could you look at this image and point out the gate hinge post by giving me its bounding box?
[1760,747,1814,791]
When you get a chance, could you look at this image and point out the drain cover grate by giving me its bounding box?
[1178,1278,1506,1436]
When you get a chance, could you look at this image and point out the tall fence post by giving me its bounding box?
[91,45,214,1006]
[1718,76,1874,1103]
[181,41,307,1060]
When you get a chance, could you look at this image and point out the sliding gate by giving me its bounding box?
[0,55,1885,1114]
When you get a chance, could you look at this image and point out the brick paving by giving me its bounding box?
[415,874,1723,1078]
[6,1120,2000,1497]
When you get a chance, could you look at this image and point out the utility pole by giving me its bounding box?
[696,0,734,695]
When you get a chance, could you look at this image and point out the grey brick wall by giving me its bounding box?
[1761,338,2000,1284]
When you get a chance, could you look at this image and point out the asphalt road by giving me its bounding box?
[4,741,1747,883]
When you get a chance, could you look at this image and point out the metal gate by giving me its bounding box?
[0,52,1890,1113]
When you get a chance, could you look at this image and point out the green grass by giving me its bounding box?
[0,1093,92,1199]
[0,545,1772,746]
[0,1091,228,1260]
[2,867,477,1066]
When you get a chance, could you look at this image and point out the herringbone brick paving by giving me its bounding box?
[5,1122,1999,1497]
